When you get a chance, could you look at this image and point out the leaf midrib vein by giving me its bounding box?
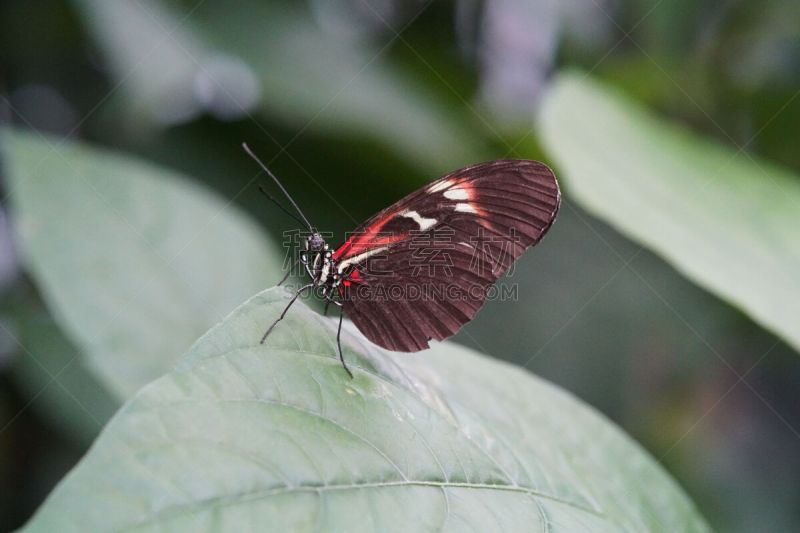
[121,479,606,532]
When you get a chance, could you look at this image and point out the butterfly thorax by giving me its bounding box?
[301,233,346,296]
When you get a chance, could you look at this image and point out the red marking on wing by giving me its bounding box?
[342,268,361,287]
[333,210,406,260]
[338,269,362,296]
[461,181,488,217]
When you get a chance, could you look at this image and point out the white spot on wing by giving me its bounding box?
[455,202,478,214]
[401,209,437,231]
[444,187,469,200]
[428,179,453,193]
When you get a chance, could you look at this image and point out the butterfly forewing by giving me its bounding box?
[334,160,560,352]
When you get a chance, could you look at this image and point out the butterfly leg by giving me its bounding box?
[260,283,313,344]
[277,264,293,286]
[299,250,315,279]
[335,302,353,379]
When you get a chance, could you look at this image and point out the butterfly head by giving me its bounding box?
[307,232,327,252]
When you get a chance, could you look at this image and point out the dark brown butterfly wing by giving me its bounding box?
[334,159,560,352]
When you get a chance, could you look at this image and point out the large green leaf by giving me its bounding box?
[4,130,280,398]
[22,287,709,532]
[538,72,800,354]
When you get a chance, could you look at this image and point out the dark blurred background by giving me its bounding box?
[1,0,799,531]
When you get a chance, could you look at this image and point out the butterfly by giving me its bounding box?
[244,144,560,377]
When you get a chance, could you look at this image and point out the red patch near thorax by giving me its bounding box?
[333,210,407,260]
[342,268,361,287]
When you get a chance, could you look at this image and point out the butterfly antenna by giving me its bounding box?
[242,143,314,231]
[257,185,308,228]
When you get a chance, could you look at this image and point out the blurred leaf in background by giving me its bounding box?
[0,208,19,291]
[4,130,281,398]
[538,72,800,354]
[4,286,115,447]
[73,0,489,174]
[71,0,221,126]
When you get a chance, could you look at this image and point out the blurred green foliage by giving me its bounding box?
[539,72,800,354]
[6,131,280,398]
[1,0,799,531]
